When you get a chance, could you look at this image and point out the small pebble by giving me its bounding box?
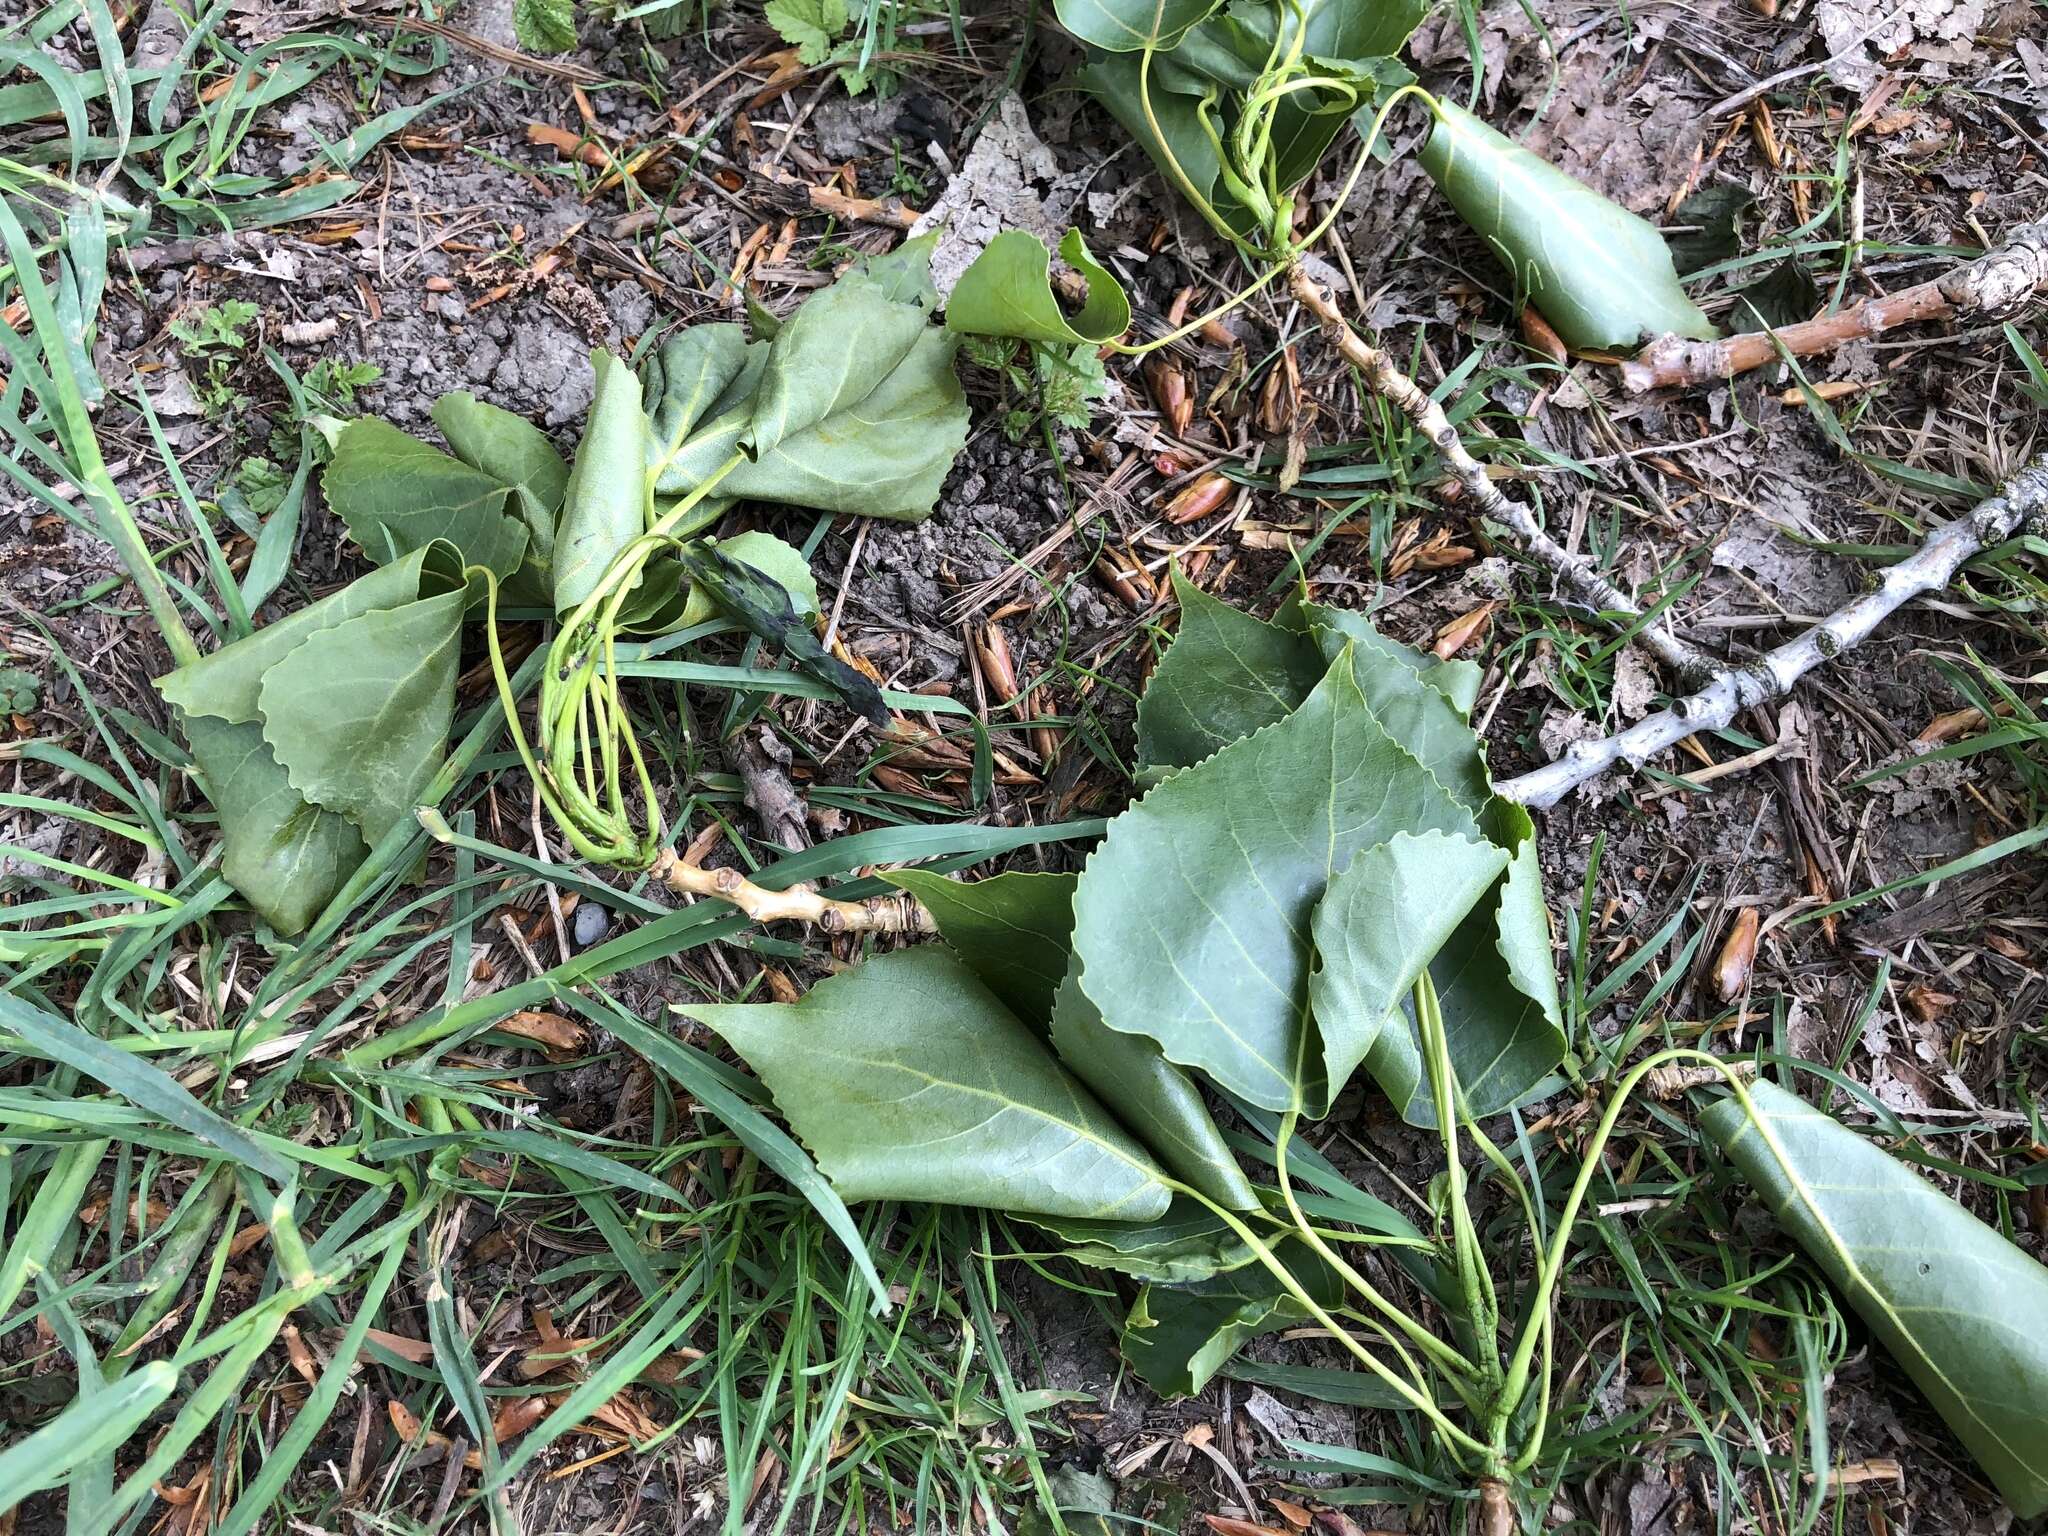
[572,901,610,948]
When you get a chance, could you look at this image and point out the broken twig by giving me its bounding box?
[1288,268,1713,682]
[1498,456,2048,809]
[652,849,936,934]
[1623,222,2048,393]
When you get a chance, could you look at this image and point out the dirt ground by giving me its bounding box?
[7,0,2048,1530]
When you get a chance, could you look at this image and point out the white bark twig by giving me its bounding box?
[1623,222,2048,393]
[1498,457,2048,809]
[1287,267,1715,682]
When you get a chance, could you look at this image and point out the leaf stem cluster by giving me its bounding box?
[485,452,747,868]
[1156,975,1773,1500]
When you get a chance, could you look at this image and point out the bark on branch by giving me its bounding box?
[1622,222,2048,394]
[652,849,936,934]
[1497,456,2048,809]
[1287,267,1714,682]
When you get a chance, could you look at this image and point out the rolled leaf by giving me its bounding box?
[674,543,886,726]
[1701,1081,2048,1517]
[681,947,1174,1222]
[1073,2,1422,244]
[1231,0,1428,63]
[1418,99,1716,353]
[553,350,651,615]
[947,229,1131,346]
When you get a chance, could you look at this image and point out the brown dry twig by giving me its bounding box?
[1623,221,2048,393]
[651,849,936,934]
[1288,268,1713,682]
[1643,1058,1760,1101]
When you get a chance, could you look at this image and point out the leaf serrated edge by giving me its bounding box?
[1077,642,1482,1108]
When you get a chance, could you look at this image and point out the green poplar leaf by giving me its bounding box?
[1418,99,1717,353]
[884,868,1251,1206]
[1020,1467,1117,1536]
[257,583,466,843]
[1136,578,1481,782]
[1701,1080,2048,1517]
[1077,51,1253,242]
[181,714,366,937]
[742,244,936,457]
[430,390,569,511]
[1136,570,1326,777]
[642,325,756,464]
[1303,604,1486,799]
[1359,807,1566,1124]
[1014,1199,1256,1284]
[322,415,536,591]
[1307,830,1508,1115]
[946,229,1131,346]
[682,947,1173,1222]
[715,330,968,521]
[159,542,469,935]
[430,389,568,568]
[648,256,968,523]
[1054,0,1225,52]
[1051,961,1259,1209]
[1231,0,1429,62]
[553,350,650,615]
[1304,602,1481,714]
[1309,617,1564,1119]
[1125,587,1564,1122]
[159,552,443,724]
[1121,1239,1344,1397]
[886,868,1078,1028]
[1075,645,1480,1112]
